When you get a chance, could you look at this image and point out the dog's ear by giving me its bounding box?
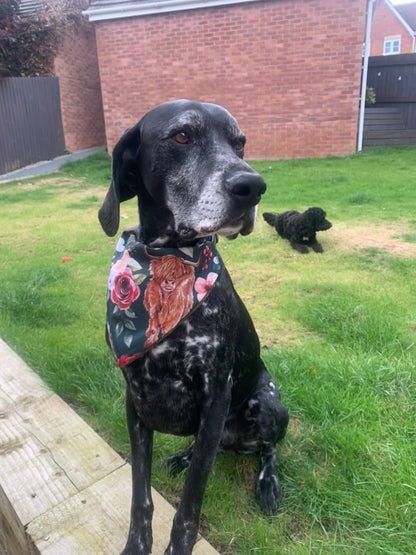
[99,125,142,236]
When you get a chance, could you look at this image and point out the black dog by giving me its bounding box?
[263,207,332,253]
[99,100,289,555]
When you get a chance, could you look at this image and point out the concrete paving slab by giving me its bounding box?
[0,147,105,183]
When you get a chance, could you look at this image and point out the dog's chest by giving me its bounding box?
[122,303,225,435]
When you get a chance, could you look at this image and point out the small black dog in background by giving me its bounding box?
[263,207,332,254]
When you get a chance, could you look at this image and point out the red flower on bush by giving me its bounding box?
[111,267,140,310]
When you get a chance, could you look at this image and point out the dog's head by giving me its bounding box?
[99,100,266,246]
[305,207,332,232]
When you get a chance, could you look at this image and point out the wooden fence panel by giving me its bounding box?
[367,53,416,104]
[0,77,65,175]
[364,54,416,147]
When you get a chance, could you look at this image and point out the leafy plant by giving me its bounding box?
[0,0,87,76]
[365,86,376,105]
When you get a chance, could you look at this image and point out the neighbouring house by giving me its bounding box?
[54,21,106,152]
[1,1,106,173]
[17,0,106,153]
[370,0,416,56]
[83,0,367,159]
[364,1,416,148]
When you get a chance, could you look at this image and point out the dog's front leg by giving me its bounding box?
[305,233,323,253]
[122,388,154,555]
[309,237,324,253]
[291,239,309,254]
[165,375,232,555]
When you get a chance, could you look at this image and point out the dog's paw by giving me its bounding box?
[256,470,282,515]
[165,452,192,476]
[311,242,324,253]
[292,243,309,254]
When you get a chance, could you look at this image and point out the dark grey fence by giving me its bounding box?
[368,53,416,104]
[0,77,65,175]
[364,53,416,147]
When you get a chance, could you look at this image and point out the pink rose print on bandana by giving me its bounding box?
[111,268,140,310]
[109,249,140,310]
[194,272,218,302]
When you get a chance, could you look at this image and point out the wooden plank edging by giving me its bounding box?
[0,338,219,555]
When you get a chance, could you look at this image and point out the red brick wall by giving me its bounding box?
[94,0,366,159]
[371,0,414,57]
[54,23,106,152]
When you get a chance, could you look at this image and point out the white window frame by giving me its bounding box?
[383,36,401,55]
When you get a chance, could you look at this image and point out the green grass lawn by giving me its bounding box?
[0,147,415,553]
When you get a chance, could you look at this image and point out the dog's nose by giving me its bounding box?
[226,171,267,206]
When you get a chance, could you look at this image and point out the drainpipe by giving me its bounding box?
[357,0,376,152]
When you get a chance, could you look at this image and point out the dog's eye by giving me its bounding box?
[234,138,246,157]
[173,132,190,144]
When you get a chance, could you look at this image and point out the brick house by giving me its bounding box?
[84,0,367,159]
[370,0,416,56]
[18,0,106,152]
[54,21,106,151]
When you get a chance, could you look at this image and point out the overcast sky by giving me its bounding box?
[390,0,415,5]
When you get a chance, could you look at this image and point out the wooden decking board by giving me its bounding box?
[0,338,219,554]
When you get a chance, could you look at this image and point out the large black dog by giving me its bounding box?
[263,207,332,254]
[99,100,289,555]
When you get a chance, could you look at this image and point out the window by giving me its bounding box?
[383,36,401,55]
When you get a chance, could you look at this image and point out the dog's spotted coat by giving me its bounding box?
[99,100,289,555]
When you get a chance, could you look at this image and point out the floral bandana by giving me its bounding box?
[106,227,221,367]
